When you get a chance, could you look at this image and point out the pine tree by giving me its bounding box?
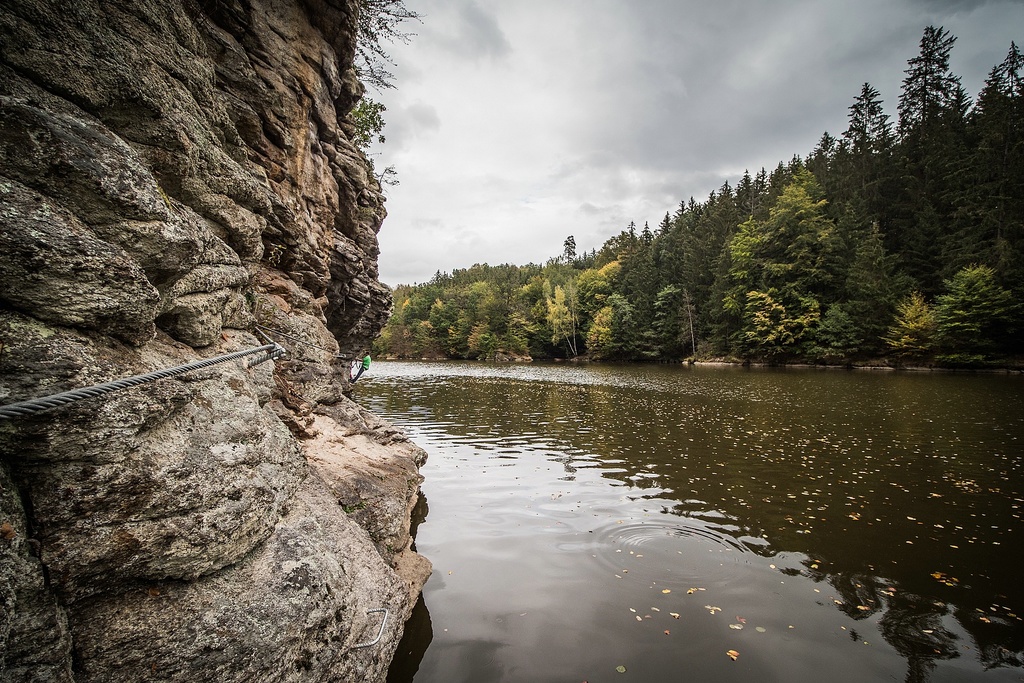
[842,223,911,353]
[563,235,577,263]
[959,43,1024,286]
[898,27,963,138]
[841,83,896,219]
[735,170,759,218]
[893,26,971,294]
[933,264,1017,360]
[884,292,936,360]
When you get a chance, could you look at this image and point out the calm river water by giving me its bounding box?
[358,361,1023,683]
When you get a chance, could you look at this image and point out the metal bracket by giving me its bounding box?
[352,608,389,649]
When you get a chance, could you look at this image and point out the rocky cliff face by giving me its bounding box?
[0,1,429,681]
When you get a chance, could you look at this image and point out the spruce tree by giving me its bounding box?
[894,26,970,293]
[960,43,1024,287]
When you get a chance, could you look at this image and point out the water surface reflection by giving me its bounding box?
[363,362,1023,683]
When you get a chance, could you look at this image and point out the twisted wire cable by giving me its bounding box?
[0,342,285,420]
[254,324,352,360]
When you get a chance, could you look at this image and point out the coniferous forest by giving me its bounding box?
[375,27,1023,366]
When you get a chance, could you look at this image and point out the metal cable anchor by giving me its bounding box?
[352,608,389,649]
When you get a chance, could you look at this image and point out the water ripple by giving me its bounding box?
[593,518,751,554]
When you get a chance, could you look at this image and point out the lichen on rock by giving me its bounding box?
[0,1,426,681]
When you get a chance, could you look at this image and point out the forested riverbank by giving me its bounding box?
[375,27,1023,369]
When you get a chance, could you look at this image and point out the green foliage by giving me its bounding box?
[546,283,580,357]
[738,290,821,360]
[933,264,1017,357]
[576,263,615,321]
[885,292,936,359]
[586,305,614,359]
[563,235,577,263]
[840,222,910,354]
[810,304,862,362]
[723,170,839,358]
[350,98,387,150]
[467,322,497,359]
[375,27,1023,366]
[652,285,686,357]
[586,294,637,359]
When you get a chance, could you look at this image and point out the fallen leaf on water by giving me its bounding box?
[755,626,767,633]
[663,630,671,635]
[616,665,627,673]
[670,613,680,619]
[729,623,743,630]
[727,650,739,661]
[687,588,697,594]
[651,607,661,612]
[629,608,637,613]
[636,616,643,622]
[662,589,672,594]
[705,605,722,614]
[857,605,871,611]
[736,616,747,623]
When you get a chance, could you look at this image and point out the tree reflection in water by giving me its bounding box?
[370,362,1023,682]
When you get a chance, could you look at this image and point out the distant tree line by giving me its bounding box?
[375,27,1023,367]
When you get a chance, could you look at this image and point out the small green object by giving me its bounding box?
[616,665,627,673]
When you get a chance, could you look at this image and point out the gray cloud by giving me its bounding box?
[423,0,511,62]
[373,0,1024,286]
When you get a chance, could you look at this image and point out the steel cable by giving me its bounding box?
[0,342,285,420]
[254,324,352,360]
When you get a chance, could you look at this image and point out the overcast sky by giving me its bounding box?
[369,0,1024,286]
